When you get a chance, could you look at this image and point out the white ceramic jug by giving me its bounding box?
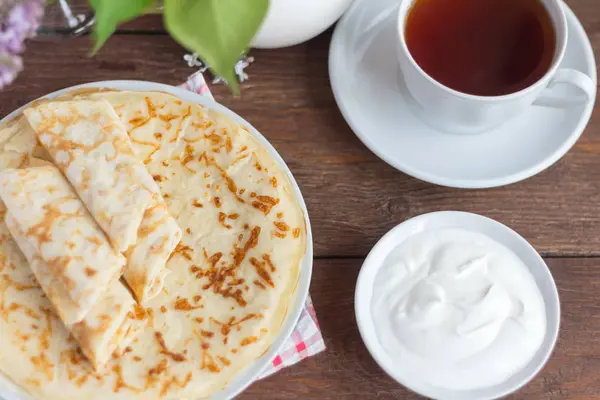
[252,0,354,48]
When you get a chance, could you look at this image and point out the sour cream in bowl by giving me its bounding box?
[355,211,560,400]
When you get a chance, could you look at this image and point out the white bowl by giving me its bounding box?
[355,211,560,400]
[0,81,314,400]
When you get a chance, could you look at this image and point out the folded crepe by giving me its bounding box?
[0,165,126,325]
[6,212,136,369]
[24,100,182,303]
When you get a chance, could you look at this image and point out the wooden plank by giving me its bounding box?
[3,3,600,257]
[240,258,600,399]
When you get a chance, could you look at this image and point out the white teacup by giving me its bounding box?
[396,0,596,135]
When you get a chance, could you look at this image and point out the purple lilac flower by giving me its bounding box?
[0,0,44,90]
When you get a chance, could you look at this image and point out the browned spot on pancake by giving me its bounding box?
[84,267,96,277]
[200,330,214,338]
[160,372,193,397]
[2,274,38,292]
[155,331,187,362]
[145,97,157,117]
[192,199,203,208]
[129,304,147,321]
[274,221,290,231]
[152,174,166,182]
[204,132,222,145]
[250,257,275,288]
[233,227,260,268]
[112,364,143,393]
[225,136,233,152]
[87,235,104,246]
[186,228,192,234]
[217,356,231,366]
[160,305,167,313]
[148,358,168,376]
[292,228,301,238]
[240,336,258,346]
[159,113,179,124]
[169,243,193,261]
[128,116,149,128]
[170,106,192,143]
[228,213,239,220]
[194,295,202,302]
[24,203,66,245]
[276,212,284,219]
[254,159,263,171]
[174,298,202,312]
[251,201,268,215]
[258,195,277,204]
[195,317,204,323]
[254,279,267,289]
[206,252,222,268]
[154,132,163,140]
[231,154,248,166]
[75,374,88,388]
[213,196,222,208]
[210,313,263,339]
[262,254,277,272]
[218,212,232,229]
[31,352,54,381]
[273,231,287,239]
[270,176,278,187]
[39,306,54,352]
[133,356,142,362]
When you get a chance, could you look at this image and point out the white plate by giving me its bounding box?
[0,81,314,400]
[355,211,560,400]
[329,0,597,188]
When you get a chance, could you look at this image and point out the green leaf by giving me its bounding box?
[89,0,153,54]
[164,0,269,95]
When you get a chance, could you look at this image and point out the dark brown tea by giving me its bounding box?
[405,0,556,96]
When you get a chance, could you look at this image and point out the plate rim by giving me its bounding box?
[0,80,314,400]
[329,0,597,189]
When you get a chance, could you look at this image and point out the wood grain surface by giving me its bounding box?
[1,0,600,398]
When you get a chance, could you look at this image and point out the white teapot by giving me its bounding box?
[252,0,354,48]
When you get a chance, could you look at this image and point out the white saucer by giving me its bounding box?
[329,0,597,188]
[355,211,560,399]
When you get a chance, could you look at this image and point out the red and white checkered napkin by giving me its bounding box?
[179,72,326,379]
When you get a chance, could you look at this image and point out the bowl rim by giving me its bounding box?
[0,80,314,400]
[355,211,560,400]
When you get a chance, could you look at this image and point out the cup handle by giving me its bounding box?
[533,69,595,108]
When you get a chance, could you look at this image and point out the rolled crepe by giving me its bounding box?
[0,165,126,324]
[7,212,136,369]
[24,100,182,303]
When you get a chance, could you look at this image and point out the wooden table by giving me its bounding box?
[3,0,600,398]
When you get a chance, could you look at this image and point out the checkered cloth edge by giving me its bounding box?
[179,71,326,379]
